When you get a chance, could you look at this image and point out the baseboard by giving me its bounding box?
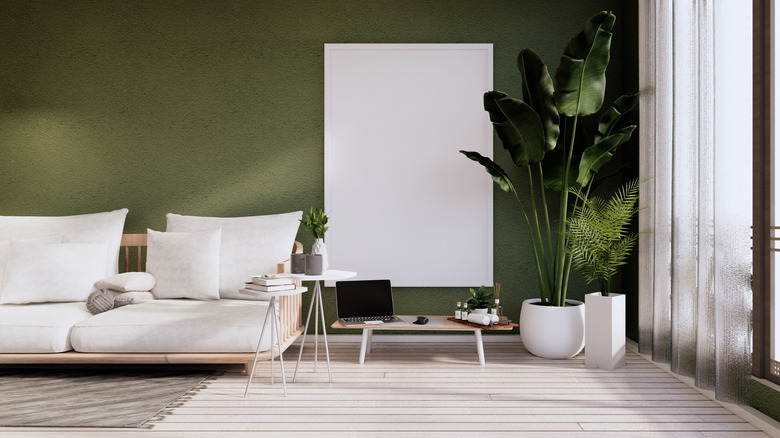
[292,333,522,344]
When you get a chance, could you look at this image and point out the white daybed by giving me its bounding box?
[0,210,304,375]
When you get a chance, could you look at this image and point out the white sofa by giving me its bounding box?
[0,209,304,375]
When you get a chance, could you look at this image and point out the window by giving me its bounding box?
[754,0,780,385]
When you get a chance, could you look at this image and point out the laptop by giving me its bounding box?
[336,279,404,326]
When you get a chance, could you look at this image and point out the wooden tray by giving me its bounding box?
[446,317,518,330]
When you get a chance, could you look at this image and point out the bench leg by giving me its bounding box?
[474,330,485,366]
[359,329,369,364]
[366,328,373,354]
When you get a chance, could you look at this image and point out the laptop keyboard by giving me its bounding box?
[342,316,397,323]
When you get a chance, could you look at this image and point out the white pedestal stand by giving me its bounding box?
[585,292,626,370]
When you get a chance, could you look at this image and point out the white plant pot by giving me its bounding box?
[312,238,328,270]
[584,292,626,370]
[519,298,585,359]
[471,308,488,314]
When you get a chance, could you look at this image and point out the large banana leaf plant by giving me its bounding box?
[460,11,638,307]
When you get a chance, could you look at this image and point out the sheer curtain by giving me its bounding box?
[637,0,753,403]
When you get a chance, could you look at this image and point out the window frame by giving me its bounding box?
[753,0,778,384]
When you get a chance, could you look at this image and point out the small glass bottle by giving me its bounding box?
[491,299,499,316]
[455,302,462,320]
[462,305,470,320]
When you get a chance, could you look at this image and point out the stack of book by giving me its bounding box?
[243,274,296,293]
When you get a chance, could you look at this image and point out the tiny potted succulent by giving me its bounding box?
[301,207,330,270]
[466,285,493,314]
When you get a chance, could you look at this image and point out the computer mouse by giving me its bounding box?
[413,316,429,325]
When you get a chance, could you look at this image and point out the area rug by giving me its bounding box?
[0,366,217,428]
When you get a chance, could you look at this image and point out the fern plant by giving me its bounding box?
[566,179,641,296]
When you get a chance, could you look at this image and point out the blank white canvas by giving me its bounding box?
[324,44,493,287]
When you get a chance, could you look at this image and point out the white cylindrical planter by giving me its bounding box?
[584,292,626,370]
[519,298,585,359]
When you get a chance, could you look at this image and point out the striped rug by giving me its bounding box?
[0,366,216,428]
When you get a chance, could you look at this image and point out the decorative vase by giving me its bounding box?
[585,292,626,370]
[519,298,585,359]
[312,238,328,270]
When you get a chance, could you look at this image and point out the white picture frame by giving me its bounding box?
[324,43,493,287]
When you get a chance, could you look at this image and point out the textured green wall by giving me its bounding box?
[0,1,639,335]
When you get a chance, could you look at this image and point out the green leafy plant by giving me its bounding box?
[466,285,494,310]
[567,179,642,296]
[460,11,638,306]
[301,207,329,239]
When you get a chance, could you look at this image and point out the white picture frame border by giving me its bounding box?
[324,43,494,287]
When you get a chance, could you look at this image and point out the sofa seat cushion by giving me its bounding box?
[70,299,276,353]
[0,302,93,353]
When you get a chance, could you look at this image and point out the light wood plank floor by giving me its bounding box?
[0,341,774,437]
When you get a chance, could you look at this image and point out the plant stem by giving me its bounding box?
[513,190,549,303]
[526,165,552,302]
[554,115,578,306]
[537,162,554,275]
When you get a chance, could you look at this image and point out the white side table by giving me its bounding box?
[290,270,356,383]
[240,286,307,397]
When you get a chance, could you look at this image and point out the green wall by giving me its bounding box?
[0,0,639,335]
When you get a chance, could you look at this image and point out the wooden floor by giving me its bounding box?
[1,340,774,437]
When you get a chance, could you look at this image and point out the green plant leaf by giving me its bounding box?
[301,206,329,239]
[576,125,635,187]
[460,150,516,194]
[540,117,592,191]
[483,91,546,167]
[518,49,560,152]
[596,93,639,142]
[554,11,615,117]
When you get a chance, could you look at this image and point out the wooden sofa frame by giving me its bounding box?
[0,234,305,376]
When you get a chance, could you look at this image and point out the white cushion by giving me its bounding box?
[70,299,277,353]
[0,302,93,353]
[166,211,302,299]
[0,234,62,296]
[146,228,221,300]
[0,209,128,278]
[95,272,156,292]
[113,291,155,306]
[1,242,110,304]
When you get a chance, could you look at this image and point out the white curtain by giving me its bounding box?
[637,0,753,403]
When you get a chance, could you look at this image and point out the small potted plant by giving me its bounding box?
[301,207,330,270]
[466,285,493,314]
[567,178,642,370]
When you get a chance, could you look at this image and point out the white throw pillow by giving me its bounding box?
[166,211,301,299]
[1,242,111,304]
[146,228,221,300]
[0,234,63,297]
[0,209,128,278]
[94,272,156,292]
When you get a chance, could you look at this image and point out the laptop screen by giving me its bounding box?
[336,279,395,318]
